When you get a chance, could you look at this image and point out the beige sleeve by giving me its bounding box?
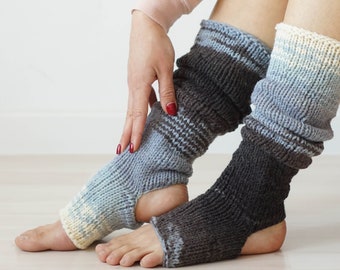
[132,0,202,32]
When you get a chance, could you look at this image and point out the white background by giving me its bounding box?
[0,0,339,155]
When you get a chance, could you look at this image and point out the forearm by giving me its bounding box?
[132,0,202,32]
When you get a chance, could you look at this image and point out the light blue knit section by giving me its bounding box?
[197,20,270,77]
[246,23,340,166]
[60,103,196,249]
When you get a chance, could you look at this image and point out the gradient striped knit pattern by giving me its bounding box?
[59,20,271,249]
[243,23,340,169]
[150,24,340,267]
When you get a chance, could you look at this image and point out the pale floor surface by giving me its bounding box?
[1,154,339,270]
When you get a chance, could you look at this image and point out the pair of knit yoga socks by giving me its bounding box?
[60,20,340,267]
[60,19,271,248]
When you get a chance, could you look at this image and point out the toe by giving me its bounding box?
[95,243,111,262]
[105,246,132,266]
[15,230,46,251]
[120,248,147,267]
[15,233,29,250]
[15,221,77,252]
[140,251,163,268]
[96,243,134,266]
[95,225,164,267]
[106,251,123,265]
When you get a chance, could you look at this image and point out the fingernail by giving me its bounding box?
[116,144,121,155]
[129,143,134,153]
[166,102,177,116]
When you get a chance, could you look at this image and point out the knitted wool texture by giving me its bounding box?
[244,23,340,168]
[151,23,340,267]
[59,20,271,249]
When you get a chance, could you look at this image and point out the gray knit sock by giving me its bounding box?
[150,24,340,267]
[59,20,270,249]
[152,139,298,267]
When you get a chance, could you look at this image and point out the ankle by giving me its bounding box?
[135,184,188,222]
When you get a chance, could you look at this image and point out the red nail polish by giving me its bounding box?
[166,102,177,116]
[129,143,134,153]
[116,144,121,155]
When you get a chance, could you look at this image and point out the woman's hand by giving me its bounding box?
[117,10,177,154]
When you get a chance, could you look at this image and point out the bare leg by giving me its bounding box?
[284,0,340,40]
[210,0,287,48]
[95,0,340,268]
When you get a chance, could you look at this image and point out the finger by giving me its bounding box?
[117,87,137,154]
[129,85,150,153]
[158,70,177,116]
[117,116,132,154]
[130,108,148,153]
[148,87,158,108]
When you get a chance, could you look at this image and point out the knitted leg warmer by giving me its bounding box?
[59,20,270,249]
[150,23,340,267]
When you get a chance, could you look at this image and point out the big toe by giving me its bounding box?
[140,251,163,268]
[15,221,77,252]
[15,230,47,251]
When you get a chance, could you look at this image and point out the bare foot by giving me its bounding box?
[95,221,287,268]
[96,225,163,267]
[241,220,286,255]
[135,184,188,222]
[15,184,188,252]
[15,220,77,251]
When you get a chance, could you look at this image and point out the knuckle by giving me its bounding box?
[161,89,175,99]
[132,110,144,120]
[127,110,144,121]
[126,109,144,118]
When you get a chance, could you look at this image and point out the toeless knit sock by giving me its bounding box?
[151,23,340,267]
[152,139,298,267]
[59,20,270,249]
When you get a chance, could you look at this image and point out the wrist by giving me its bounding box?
[132,0,202,33]
[131,10,166,35]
